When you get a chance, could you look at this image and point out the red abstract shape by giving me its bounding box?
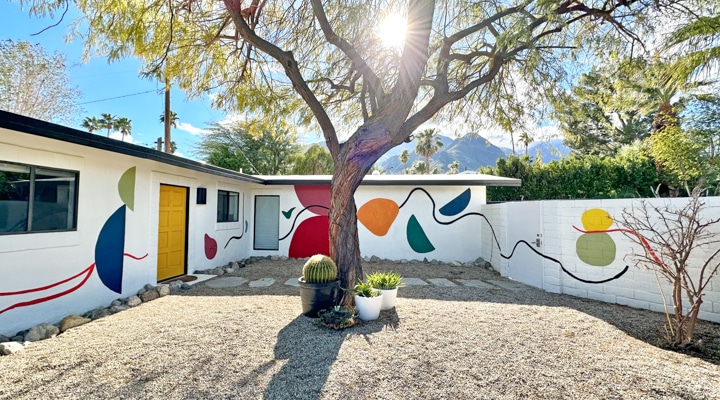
[0,264,95,315]
[289,216,330,259]
[205,233,218,260]
[294,185,330,216]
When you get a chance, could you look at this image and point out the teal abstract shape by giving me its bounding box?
[439,188,471,216]
[282,207,296,219]
[407,215,435,253]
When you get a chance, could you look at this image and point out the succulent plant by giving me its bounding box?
[366,271,403,290]
[302,254,338,283]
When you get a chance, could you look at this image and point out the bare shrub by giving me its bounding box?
[617,193,720,346]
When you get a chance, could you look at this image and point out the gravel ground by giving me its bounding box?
[1,258,720,399]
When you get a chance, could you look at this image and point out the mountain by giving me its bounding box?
[381,134,505,173]
[379,135,571,174]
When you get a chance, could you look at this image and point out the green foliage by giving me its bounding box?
[196,122,300,174]
[0,40,82,125]
[351,280,380,298]
[414,128,444,174]
[480,149,658,201]
[317,306,356,330]
[365,271,403,290]
[647,120,706,194]
[288,144,334,175]
[302,254,338,284]
[551,58,654,156]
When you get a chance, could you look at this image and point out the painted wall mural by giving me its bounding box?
[281,185,331,259]
[0,167,148,315]
[223,193,249,250]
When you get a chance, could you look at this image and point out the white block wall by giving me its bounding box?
[481,198,720,323]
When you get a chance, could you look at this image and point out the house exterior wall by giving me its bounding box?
[0,127,254,335]
[481,199,720,324]
[248,185,487,262]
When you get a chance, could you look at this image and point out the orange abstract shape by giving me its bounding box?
[581,208,613,231]
[357,198,399,236]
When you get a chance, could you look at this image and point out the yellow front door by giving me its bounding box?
[157,185,187,281]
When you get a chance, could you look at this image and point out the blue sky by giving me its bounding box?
[0,2,224,159]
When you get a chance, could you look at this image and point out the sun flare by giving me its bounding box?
[378,13,407,49]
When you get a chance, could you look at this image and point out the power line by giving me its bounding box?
[78,89,159,105]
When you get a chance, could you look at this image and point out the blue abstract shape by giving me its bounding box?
[95,205,126,294]
[439,188,471,216]
[407,215,435,253]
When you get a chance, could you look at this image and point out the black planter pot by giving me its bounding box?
[298,278,340,318]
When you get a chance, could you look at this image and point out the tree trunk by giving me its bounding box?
[330,161,366,306]
[164,82,172,154]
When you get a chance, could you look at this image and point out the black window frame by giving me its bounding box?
[217,189,240,223]
[0,160,79,235]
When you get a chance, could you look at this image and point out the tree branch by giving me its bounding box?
[223,0,340,155]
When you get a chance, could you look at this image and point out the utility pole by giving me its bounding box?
[163,78,172,154]
[156,137,163,151]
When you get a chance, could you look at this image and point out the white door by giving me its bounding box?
[505,202,543,289]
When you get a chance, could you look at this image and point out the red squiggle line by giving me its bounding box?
[124,253,149,260]
[572,225,664,266]
[0,263,95,296]
[0,264,95,315]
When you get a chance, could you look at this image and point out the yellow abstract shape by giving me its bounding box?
[581,208,613,231]
[357,198,399,236]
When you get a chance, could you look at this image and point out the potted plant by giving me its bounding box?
[352,280,383,321]
[317,306,356,330]
[366,271,403,310]
[298,254,340,318]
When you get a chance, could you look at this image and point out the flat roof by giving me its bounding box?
[258,174,520,187]
[0,110,520,187]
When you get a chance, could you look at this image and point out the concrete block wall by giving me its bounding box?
[481,198,720,323]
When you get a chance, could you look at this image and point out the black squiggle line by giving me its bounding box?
[397,186,629,284]
[224,194,246,249]
[279,205,330,241]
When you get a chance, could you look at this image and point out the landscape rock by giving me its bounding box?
[59,315,91,332]
[110,300,122,307]
[137,287,147,296]
[85,307,111,320]
[24,323,59,342]
[400,259,409,264]
[140,289,160,302]
[369,255,380,263]
[224,267,235,274]
[423,257,429,263]
[1,342,25,355]
[212,267,225,275]
[157,284,170,297]
[231,261,244,269]
[110,305,130,313]
[181,283,191,290]
[280,256,288,261]
[270,255,280,261]
[430,259,439,265]
[10,336,23,342]
[126,296,142,307]
[0,335,9,343]
[451,260,463,267]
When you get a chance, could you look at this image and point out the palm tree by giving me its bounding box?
[399,149,410,174]
[666,14,720,84]
[99,113,118,137]
[81,117,101,133]
[116,117,132,142]
[414,128,443,175]
[448,160,459,174]
[518,132,534,156]
[159,111,179,128]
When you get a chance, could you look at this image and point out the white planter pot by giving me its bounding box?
[355,294,383,320]
[379,288,398,310]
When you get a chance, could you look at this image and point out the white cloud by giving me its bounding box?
[176,122,211,136]
[108,131,136,144]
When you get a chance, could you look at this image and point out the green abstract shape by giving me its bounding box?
[118,167,136,211]
[282,207,296,219]
[576,233,616,266]
[407,215,435,253]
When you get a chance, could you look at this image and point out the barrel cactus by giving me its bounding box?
[302,254,338,283]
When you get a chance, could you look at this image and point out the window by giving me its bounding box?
[0,161,78,234]
[217,190,239,222]
[254,195,279,250]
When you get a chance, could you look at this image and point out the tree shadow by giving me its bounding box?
[260,313,380,399]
